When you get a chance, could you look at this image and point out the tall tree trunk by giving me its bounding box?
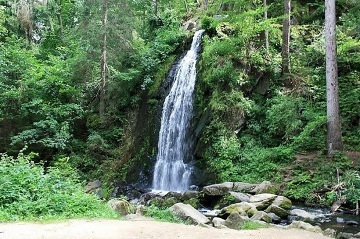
[99,0,107,119]
[282,0,291,74]
[325,0,343,155]
[56,0,64,42]
[153,0,158,16]
[264,0,269,51]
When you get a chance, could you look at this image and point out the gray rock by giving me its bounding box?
[354,232,360,238]
[233,182,258,193]
[224,212,246,229]
[271,196,292,210]
[265,205,289,219]
[250,181,278,194]
[229,191,250,202]
[249,193,277,203]
[323,228,336,238]
[220,202,257,218]
[251,211,272,223]
[249,194,277,210]
[337,232,355,239]
[289,209,317,222]
[181,190,199,201]
[212,217,227,229]
[85,180,103,199]
[107,198,133,216]
[135,205,146,216]
[289,221,322,233]
[169,203,210,225]
[182,18,198,31]
[267,212,281,223]
[203,182,233,196]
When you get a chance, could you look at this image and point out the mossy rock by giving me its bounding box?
[183,198,201,209]
[148,197,165,208]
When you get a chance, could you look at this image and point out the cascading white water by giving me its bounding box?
[152,30,205,192]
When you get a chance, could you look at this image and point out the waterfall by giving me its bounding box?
[152,30,205,192]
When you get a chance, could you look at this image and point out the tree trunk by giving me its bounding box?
[264,0,269,51]
[56,0,64,42]
[153,0,158,16]
[281,0,291,74]
[325,0,343,155]
[99,0,107,119]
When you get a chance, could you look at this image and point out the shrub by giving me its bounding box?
[0,151,118,221]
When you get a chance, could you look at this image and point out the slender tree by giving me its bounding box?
[264,0,269,51]
[99,0,107,119]
[325,0,343,155]
[282,0,291,74]
[153,0,158,16]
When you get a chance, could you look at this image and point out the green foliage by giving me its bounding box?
[237,146,293,183]
[205,135,241,182]
[0,151,118,221]
[265,95,304,142]
[343,170,360,204]
[241,221,269,230]
[144,205,190,224]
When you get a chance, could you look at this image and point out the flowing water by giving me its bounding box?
[152,30,205,192]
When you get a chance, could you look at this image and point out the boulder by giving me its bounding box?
[224,212,246,229]
[289,221,322,233]
[267,212,281,223]
[182,18,198,31]
[107,198,133,216]
[336,232,355,239]
[85,180,103,199]
[135,205,146,216]
[271,196,292,210]
[181,190,199,201]
[169,203,210,225]
[250,181,278,194]
[183,198,200,209]
[251,211,272,223]
[220,202,257,218]
[148,197,165,208]
[212,217,227,229]
[229,192,250,202]
[249,194,277,210]
[233,182,257,193]
[203,182,233,196]
[265,205,289,219]
[249,193,277,203]
[323,228,336,238]
[289,209,317,222]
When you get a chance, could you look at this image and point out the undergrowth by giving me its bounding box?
[0,151,119,222]
[144,205,191,224]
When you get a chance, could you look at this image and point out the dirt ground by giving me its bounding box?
[0,217,331,239]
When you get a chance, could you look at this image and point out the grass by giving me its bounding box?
[241,221,269,230]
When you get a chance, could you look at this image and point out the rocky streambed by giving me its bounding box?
[101,180,359,238]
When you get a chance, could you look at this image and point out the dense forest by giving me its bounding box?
[0,0,359,208]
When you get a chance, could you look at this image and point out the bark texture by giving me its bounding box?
[325,0,343,154]
[99,0,107,119]
[281,0,291,74]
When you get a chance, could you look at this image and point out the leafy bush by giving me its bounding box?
[0,151,118,221]
[238,146,293,183]
[343,170,360,204]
